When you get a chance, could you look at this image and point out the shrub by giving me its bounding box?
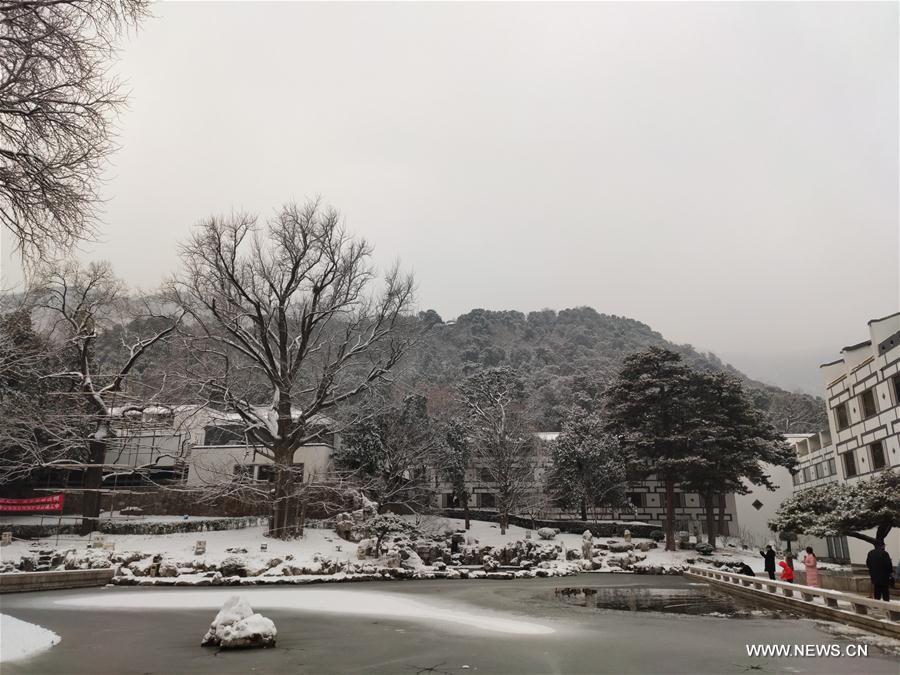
[649,529,665,542]
[694,543,714,555]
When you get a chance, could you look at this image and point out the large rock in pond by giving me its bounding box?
[201,595,276,649]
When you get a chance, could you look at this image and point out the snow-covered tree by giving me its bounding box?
[0,307,81,484]
[438,416,472,529]
[603,347,695,551]
[546,407,631,521]
[335,394,439,513]
[170,200,416,538]
[681,371,796,546]
[459,367,536,535]
[34,261,180,533]
[770,472,899,545]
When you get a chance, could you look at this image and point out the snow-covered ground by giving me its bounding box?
[0,512,227,526]
[1,524,356,569]
[0,614,61,662]
[2,516,768,574]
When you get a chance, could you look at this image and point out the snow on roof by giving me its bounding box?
[535,431,560,441]
[204,408,334,428]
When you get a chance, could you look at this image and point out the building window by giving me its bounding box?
[894,375,900,405]
[478,467,493,482]
[478,492,496,509]
[833,402,850,431]
[809,464,818,481]
[859,388,878,419]
[826,535,850,563]
[627,492,644,508]
[827,458,836,476]
[751,499,764,511]
[841,452,857,478]
[870,441,886,470]
[670,492,687,508]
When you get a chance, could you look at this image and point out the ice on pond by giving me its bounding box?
[55,588,554,636]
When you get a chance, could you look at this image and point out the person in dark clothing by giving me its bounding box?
[760,545,776,580]
[738,563,755,577]
[866,541,894,602]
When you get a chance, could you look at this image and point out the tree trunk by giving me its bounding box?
[500,509,508,535]
[664,478,676,551]
[463,493,470,530]
[79,437,106,535]
[580,496,588,522]
[717,493,727,539]
[703,491,716,547]
[271,458,298,539]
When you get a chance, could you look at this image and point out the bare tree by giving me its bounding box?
[34,260,180,533]
[170,200,416,539]
[459,367,537,535]
[0,0,150,258]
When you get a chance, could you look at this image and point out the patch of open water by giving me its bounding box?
[550,584,796,619]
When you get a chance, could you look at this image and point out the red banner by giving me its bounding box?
[0,494,65,513]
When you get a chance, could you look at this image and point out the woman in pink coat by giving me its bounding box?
[803,546,820,587]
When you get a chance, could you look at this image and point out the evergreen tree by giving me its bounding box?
[335,394,439,512]
[771,472,899,545]
[680,371,796,546]
[547,407,631,521]
[438,416,472,529]
[603,347,695,550]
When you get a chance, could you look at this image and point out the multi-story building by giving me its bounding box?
[817,311,900,563]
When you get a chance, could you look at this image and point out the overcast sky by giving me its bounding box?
[1,2,897,395]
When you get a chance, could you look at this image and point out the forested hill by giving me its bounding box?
[410,307,828,433]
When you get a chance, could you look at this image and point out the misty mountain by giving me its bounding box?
[410,307,828,433]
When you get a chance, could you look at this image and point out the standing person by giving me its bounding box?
[760,545,776,580]
[778,557,794,583]
[866,541,894,602]
[803,546,820,587]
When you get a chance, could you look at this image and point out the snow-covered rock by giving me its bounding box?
[536,527,557,540]
[201,595,276,649]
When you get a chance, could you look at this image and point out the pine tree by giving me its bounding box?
[439,416,472,529]
[680,371,796,546]
[603,347,695,550]
[547,407,631,521]
[335,394,439,512]
[771,472,899,545]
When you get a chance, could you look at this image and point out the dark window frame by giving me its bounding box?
[859,388,878,420]
[841,451,857,478]
[870,441,886,471]
[834,402,850,431]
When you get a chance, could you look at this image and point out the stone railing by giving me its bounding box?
[0,568,116,594]
[686,565,900,638]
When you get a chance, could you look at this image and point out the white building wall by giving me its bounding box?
[815,312,900,565]
[186,444,333,487]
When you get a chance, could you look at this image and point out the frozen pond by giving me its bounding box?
[54,587,554,636]
[2,575,897,674]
